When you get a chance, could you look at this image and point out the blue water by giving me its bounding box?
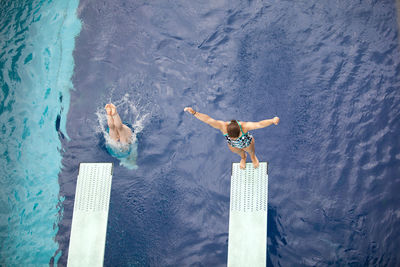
[54,0,400,266]
[1,0,400,266]
[0,0,81,265]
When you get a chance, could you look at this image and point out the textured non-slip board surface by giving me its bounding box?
[67,163,113,267]
[228,162,268,267]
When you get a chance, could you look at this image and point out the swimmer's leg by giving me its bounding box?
[243,138,259,169]
[119,125,133,144]
[105,104,119,141]
[228,144,247,169]
[108,103,132,144]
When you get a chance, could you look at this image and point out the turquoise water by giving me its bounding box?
[0,0,80,265]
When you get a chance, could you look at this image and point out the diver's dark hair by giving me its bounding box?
[227,120,240,138]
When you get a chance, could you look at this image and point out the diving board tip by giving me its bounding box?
[228,162,268,267]
[67,163,114,267]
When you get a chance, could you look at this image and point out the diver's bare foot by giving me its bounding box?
[251,154,259,169]
[109,103,116,116]
[105,103,116,116]
[240,154,247,169]
[105,104,112,115]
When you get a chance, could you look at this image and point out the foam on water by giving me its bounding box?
[0,0,81,265]
[95,93,149,170]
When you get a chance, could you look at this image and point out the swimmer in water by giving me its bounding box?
[184,107,280,169]
[105,103,133,144]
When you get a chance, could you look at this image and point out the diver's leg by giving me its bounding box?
[228,144,247,169]
[109,104,132,144]
[108,104,122,129]
[119,125,133,144]
[105,104,119,141]
[243,138,259,168]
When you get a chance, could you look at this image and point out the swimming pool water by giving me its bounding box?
[1,0,400,266]
[56,0,400,266]
[0,0,80,265]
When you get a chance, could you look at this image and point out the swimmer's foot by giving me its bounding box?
[240,154,247,169]
[105,104,112,115]
[251,154,259,169]
[105,103,117,116]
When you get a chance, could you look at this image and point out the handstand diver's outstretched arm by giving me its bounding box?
[184,107,225,132]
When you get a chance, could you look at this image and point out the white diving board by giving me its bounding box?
[228,162,268,267]
[67,163,114,267]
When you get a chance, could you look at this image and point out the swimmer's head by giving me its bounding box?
[227,120,241,139]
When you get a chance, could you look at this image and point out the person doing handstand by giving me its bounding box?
[105,103,133,144]
[184,107,279,169]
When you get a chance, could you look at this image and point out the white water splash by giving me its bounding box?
[95,93,150,169]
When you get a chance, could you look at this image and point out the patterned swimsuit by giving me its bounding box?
[224,121,253,149]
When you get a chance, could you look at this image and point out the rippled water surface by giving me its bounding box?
[1,0,400,266]
[0,0,80,265]
[54,0,400,265]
